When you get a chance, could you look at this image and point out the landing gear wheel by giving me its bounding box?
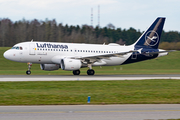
[26,70,31,75]
[26,62,32,75]
[87,69,95,75]
[73,70,80,75]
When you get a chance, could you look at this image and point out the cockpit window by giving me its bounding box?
[11,46,23,50]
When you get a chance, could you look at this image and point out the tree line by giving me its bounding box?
[0,18,180,50]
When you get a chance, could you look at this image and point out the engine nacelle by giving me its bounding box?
[61,59,81,71]
[40,64,60,71]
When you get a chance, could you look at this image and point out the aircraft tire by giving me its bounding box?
[87,69,95,75]
[73,70,80,75]
[26,70,31,75]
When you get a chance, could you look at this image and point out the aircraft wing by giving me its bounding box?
[70,50,137,63]
[82,50,137,58]
[70,49,175,63]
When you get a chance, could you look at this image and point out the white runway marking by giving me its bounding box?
[0,75,180,81]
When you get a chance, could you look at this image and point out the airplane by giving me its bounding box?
[3,17,173,75]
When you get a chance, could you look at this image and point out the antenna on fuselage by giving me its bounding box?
[31,39,33,42]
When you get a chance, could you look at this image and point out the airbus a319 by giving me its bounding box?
[3,17,173,75]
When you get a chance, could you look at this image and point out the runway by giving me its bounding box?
[1,76,180,120]
[0,104,180,120]
[0,74,180,81]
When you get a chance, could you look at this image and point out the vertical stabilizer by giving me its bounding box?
[134,17,165,49]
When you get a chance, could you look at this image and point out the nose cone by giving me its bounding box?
[3,50,12,60]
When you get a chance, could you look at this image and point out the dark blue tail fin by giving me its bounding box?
[134,17,165,49]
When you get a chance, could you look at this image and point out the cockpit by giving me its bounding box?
[11,46,23,50]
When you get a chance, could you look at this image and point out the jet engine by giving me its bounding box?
[40,64,60,71]
[60,58,81,71]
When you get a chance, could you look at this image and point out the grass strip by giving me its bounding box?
[0,80,180,105]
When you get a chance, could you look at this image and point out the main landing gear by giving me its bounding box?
[26,63,32,75]
[72,64,95,75]
[72,69,95,75]
[87,69,95,75]
[87,64,95,75]
[73,70,80,75]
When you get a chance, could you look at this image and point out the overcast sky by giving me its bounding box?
[0,0,179,32]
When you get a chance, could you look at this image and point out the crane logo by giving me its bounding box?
[145,31,159,46]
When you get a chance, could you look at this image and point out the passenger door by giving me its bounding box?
[29,43,36,55]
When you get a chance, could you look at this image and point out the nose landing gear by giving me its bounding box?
[26,63,32,75]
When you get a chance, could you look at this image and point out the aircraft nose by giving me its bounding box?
[3,50,11,60]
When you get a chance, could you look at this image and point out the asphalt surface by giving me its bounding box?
[0,104,180,120]
[1,74,180,81]
[1,75,180,120]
